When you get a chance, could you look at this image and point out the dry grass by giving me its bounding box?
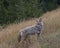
[0,8,60,48]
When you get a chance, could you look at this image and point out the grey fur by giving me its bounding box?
[18,18,43,42]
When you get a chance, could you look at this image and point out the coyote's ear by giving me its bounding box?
[39,17,42,22]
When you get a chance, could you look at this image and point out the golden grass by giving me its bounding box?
[0,8,60,48]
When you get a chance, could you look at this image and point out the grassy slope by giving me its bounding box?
[0,8,60,48]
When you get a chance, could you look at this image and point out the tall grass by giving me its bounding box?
[0,8,60,48]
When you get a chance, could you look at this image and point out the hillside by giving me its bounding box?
[0,8,60,48]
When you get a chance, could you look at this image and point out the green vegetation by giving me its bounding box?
[0,0,60,25]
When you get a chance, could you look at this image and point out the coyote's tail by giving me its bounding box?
[18,32,21,42]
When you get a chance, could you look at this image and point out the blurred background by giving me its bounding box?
[0,0,60,26]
